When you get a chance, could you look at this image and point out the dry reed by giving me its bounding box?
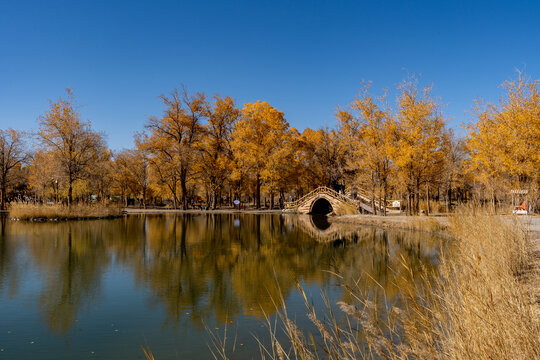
[215,206,539,360]
[333,214,448,234]
[418,199,448,214]
[9,202,122,220]
[141,345,155,360]
[334,202,359,216]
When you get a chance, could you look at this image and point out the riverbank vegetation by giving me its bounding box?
[9,202,122,220]
[0,73,538,213]
[208,209,539,360]
[332,213,448,233]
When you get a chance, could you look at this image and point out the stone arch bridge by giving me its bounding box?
[284,186,397,215]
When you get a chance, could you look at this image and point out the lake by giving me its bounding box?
[0,214,443,359]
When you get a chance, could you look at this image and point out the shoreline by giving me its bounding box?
[330,213,450,233]
[122,207,284,215]
[8,214,124,222]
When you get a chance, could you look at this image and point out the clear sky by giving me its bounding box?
[1,0,539,150]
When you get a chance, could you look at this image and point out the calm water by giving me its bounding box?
[0,214,443,359]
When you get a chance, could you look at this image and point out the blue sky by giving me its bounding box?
[1,0,539,149]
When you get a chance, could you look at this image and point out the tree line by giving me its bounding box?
[1,74,538,214]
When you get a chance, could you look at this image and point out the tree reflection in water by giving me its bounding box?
[0,214,444,335]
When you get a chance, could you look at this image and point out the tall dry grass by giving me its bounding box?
[9,202,122,220]
[418,199,447,214]
[438,208,538,359]
[334,202,359,216]
[333,214,448,234]
[208,206,539,360]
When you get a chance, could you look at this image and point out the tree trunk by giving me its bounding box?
[426,183,430,216]
[415,178,420,215]
[256,173,261,209]
[407,190,412,216]
[0,184,6,211]
[180,175,187,210]
[142,187,147,209]
[68,180,73,206]
[447,182,452,213]
[383,181,388,216]
[378,185,383,214]
[270,191,274,210]
[171,181,178,209]
[211,185,218,209]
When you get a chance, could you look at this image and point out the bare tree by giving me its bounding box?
[0,128,29,210]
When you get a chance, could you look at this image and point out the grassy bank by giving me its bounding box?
[208,210,539,360]
[9,202,123,220]
[332,213,449,234]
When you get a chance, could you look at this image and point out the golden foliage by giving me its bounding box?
[196,95,240,208]
[5,74,540,211]
[393,77,449,214]
[112,149,150,207]
[37,89,106,205]
[467,73,540,206]
[138,87,207,209]
[230,101,290,207]
[338,82,393,214]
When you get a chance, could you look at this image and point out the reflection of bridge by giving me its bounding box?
[284,186,398,215]
[291,215,363,243]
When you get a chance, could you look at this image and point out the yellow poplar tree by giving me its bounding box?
[262,127,299,208]
[393,78,448,215]
[467,73,540,208]
[231,101,289,208]
[113,149,150,208]
[338,83,394,215]
[197,95,240,208]
[28,150,61,201]
[297,128,326,190]
[140,88,208,209]
[37,89,106,205]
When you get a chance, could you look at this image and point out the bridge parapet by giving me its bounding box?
[284,186,399,215]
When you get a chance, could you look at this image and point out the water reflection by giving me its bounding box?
[0,214,443,338]
[0,214,19,298]
[34,227,107,333]
[310,214,331,230]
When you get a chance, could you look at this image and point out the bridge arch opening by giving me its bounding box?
[310,214,331,230]
[310,198,333,215]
